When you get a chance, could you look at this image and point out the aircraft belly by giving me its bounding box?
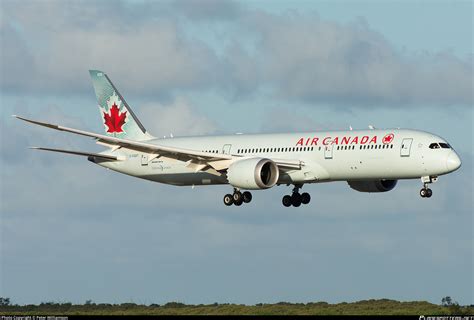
[143,172,227,186]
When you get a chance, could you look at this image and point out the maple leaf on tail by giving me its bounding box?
[103,103,127,133]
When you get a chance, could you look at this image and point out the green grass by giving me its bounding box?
[1,299,473,315]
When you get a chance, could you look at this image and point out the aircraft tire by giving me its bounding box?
[420,188,427,198]
[224,194,234,206]
[426,188,432,198]
[291,193,302,207]
[233,191,242,203]
[242,191,252,203]
[234,198,243,206]
[301,192,311,204]
[282,195,292,207]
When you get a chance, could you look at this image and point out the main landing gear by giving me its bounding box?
[282,185,311,207]
[224,188,252,206]
[420,176,437,198]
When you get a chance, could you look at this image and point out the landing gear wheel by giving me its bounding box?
[420,189,427,198]
[224,194,234,206]
[282,195,292,207]
[291,193,302,207]
[233,191,242,203]
[242,191,252,203]
[234,198,243,206]
[425,188,432,198]
[301,192,311,205]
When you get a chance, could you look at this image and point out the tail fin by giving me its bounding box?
[89,70,154,141]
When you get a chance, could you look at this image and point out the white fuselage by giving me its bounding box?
[97,128,461,188]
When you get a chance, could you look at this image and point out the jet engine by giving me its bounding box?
[347,179,398,193]
[227,158,279,190]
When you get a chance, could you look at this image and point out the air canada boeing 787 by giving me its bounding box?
[15,70,462,207]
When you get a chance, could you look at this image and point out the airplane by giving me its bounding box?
[14,70,462,207]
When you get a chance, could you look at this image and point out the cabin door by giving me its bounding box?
[222,144,232,155]
[400,138,413,157]
[141,154,148,166]
[324,145,333,159]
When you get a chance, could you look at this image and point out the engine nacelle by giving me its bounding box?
[347,179,398,193]
[227,158,279,190]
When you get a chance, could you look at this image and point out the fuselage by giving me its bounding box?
[97,128,461,187]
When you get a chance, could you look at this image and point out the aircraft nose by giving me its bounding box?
[446,151,461,172]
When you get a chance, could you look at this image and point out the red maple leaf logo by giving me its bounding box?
[103,103,127,133]
[382,133,394,144]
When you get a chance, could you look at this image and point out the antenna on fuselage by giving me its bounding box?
[368,125,375,130]
[349,125,353,131]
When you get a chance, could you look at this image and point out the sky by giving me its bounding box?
[0,0,473,306]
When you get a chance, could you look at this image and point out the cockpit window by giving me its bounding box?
[429,142,451,149]
[439,142,451,149]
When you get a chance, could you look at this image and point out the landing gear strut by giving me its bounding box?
[224,188,252,206]
[282,185,311,207]
[420,176,437,198]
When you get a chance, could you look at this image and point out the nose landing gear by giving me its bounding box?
[224,188,252,206]
[420,176,437,198]
[420,187,432,198]
[282,185,311,207]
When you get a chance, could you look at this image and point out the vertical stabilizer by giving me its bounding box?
[89,70,153,141]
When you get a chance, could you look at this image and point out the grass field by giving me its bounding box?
[1,299,472,315]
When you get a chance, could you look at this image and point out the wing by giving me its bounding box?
[15,115,303,171]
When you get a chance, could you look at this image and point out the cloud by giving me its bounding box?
[139,97,218,137]
[1,1,472,108]
[235,12,473,106]
[0,1,221,95]
[172,0,242,21]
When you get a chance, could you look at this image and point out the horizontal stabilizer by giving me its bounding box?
[14,115,233,161]
[29,147,124,161]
